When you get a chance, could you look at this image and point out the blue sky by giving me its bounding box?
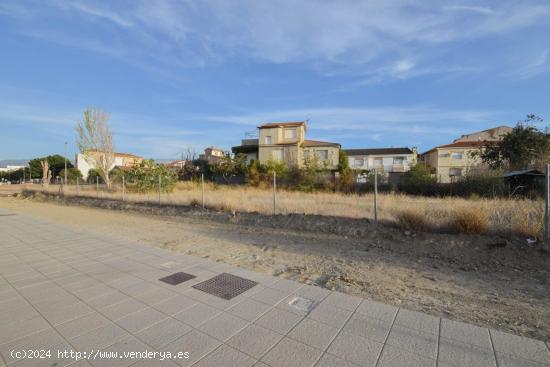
[1,1,550,160]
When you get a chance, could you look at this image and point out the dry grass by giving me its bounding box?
[31,182,544,237]
[449,208,490,234]
[394,210,430,232]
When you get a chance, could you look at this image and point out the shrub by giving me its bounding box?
[394,210,430,232]
[449,208,489,234]
[125,160,178,193]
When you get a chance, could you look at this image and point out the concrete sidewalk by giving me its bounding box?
[0,208,548,367]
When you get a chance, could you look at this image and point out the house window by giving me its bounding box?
[393,157,404,165]
[439,153,450,158]
[315,150,328,161]
[272,149,283,161]
[265,136,272,145]
[284,128,297,140]
[451,153,463,160]
[449,168,462,177]
[354,158,364,167]
[373,157,383,167]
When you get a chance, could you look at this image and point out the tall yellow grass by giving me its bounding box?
[32,182,543,237]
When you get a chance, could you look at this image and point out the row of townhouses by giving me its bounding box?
[73,121,512,184]
[231,121,513,183]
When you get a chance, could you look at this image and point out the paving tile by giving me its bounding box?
[40,301,96,325]
[152,295,197,316]
[320,292,362,312]
[227,324,283,359]
[86,291,132,309]
[268,278,303,293]
[261,337,323,367]
[0,315,51,345]
[69,323,129,352]
[377,344,436,367]
[438,337,497,367]
[198,312,249,341]
[173,303,221,327]
[438,319,492,350]
[355,299,398,323]
[327,331,383,367]
[135,287,178,306]
[307,303,352,329]
[288,318,340,350]
[490,329,550,364]
[394,309,439,335]
[227,298,272,322]
[129,358,180,367]
[10,341,75,367]
[135,318,192,349]
[0,328,65,365]
[342,313,392,343]
[56,312,112,339]
[116,308,168,334]
[385,324,438,359]
[496,352,550,367]
[254,308,304,335]
[249,287,290,306]
[160,330,221,367]
[193,345,256,367]
[100,299,149,321]
[314,353,357,367]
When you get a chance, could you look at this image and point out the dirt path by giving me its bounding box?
[2,196,549,341]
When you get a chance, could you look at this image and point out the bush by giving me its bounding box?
[448,208,489,234]
[125,160,178,193]
[58,168,83,184]
[394,210,430,232]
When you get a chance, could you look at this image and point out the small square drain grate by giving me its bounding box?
[192,273,258,300]
[159,272,196,285]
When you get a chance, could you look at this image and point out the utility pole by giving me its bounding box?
[272,171,277,215]
[374,168,378,225]
[64,141,68,187]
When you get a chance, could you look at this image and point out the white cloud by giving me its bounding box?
[3,0,549,82]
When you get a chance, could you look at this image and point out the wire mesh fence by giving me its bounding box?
[26,170,546,239]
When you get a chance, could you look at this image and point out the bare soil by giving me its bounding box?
[1,194,549,341]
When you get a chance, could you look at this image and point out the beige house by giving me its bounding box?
[422,126,511,183]
[199,147,225,164]
[257,122,340,169]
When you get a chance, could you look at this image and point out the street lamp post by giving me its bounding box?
[64,142,68,189]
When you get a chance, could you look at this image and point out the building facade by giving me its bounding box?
[421,141,485,183]
[199,147,226,164]
[257,122,340,169]
[76,152,142,180]
[344,147,417,183]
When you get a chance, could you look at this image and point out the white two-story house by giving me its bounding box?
[344,147,417,183]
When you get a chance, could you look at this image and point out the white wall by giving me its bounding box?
[76,153,123,180]
[348,154,415,172]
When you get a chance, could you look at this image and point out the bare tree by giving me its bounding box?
[75,108,115,187]
[40,159,51,186]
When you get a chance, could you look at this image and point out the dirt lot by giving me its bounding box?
[1,195,549,341]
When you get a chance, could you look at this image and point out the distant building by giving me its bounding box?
[344,147,417,184]
[453,126,512,143]
[76,151,142,180]
[422,126,512,183]
[199,147,226,164]
[0,165,25,173]
[257,121,341,169]
[232,138,259,164]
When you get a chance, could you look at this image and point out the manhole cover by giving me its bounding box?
[192,273,258,300]
[159,272,196,285]
[288,297,316,312]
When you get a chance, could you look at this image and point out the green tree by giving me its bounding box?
[29,155,72,179]
[476,115,549,170]
[58,168,83,184]
[211,154,247,184]
[401,163,435,186]
[125,160,178,193]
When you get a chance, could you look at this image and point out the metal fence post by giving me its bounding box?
[273,171,277,215]
[122,176,125,202]
[201,173,205,209]
[76,177,79,196]
[374,168,378,225]
[158,175,161,204]
[545,164,549,241]
[96,176,99,198]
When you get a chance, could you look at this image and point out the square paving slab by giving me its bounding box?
[0,209,548,367]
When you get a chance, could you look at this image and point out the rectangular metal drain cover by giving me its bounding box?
[159,272,196,285]
[192,273,258,300]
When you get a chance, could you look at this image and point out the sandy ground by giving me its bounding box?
[1,195,549,341]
